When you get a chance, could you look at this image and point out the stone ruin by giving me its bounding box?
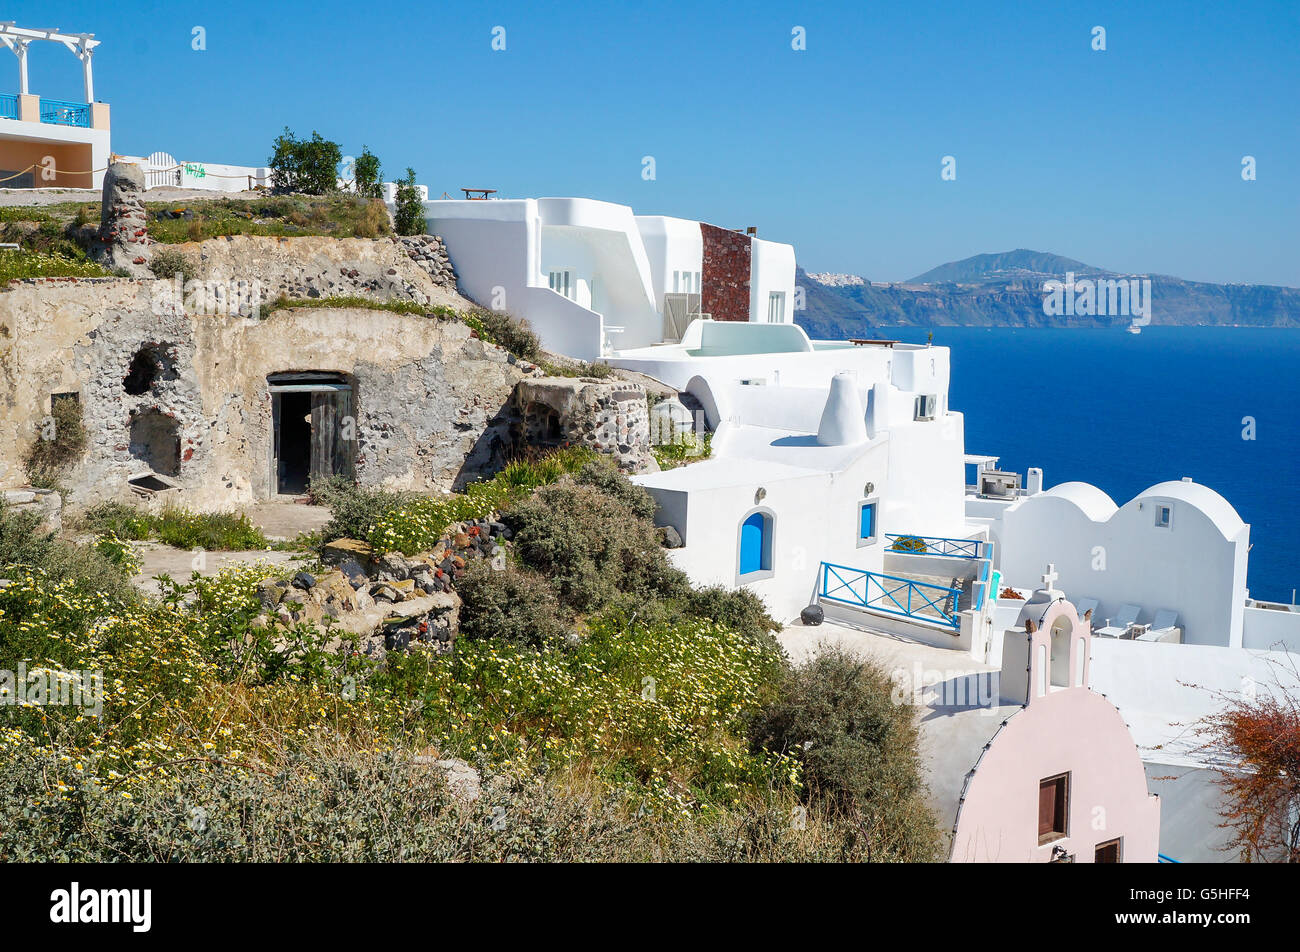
[90,161,152,277]
[512,376,655,473]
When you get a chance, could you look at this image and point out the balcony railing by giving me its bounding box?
[0,94,16,120]
[820,561,962,630]
[885,533,984,559]
[39,98,90,128]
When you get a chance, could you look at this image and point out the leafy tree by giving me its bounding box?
[393,168,426,236]
[353,146,382,199]
[1197,662,1300,861]
[268,128,342,196]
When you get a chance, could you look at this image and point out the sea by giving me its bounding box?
[882,326,1300,603]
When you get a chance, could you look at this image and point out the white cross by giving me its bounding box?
[1041,564,1059,592]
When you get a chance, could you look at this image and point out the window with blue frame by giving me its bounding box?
[858,501,877,543]
[738,510,772,578]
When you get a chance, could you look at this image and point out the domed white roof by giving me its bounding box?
[1136,480,1246,539]
[1041,482,1118,521]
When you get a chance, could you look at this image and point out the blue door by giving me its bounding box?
[739,512,767,575]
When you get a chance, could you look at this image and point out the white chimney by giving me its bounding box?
[817,374,868,446]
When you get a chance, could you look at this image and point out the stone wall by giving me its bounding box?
[164,234,467,314]
[512,377,654,473]
[0,277,534,506]
[396,235,458,292]
[1,488,61,533]
[701,223,752,323]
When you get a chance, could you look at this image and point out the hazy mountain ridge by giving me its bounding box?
[796,250,1300,336]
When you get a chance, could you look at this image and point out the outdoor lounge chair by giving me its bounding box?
[1095,604,1141,638]
[1075,597,1099,622]
[1137,609,1182,643]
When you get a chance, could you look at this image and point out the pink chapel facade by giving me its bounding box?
[943,590,1161,863]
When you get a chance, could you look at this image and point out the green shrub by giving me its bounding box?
[77,503,269,551]
[456,560,569,647]
[148,246,196,280]
[0,741,668,862]
[362,446,594,554]
[748,648,941,860]
[22,395,87,486]
[685,585,779,654]
[76,501,154,540]
[314,480,417,544]
[503,480,684,614]
[890,535,927,553]
[573,461,656,520]
[393,167,425,236]
[461,307,542,362]
[653,430,712,469]
[0,738,909,861]
[353,146,383,199]
[152,508,270,551]
[268,128,342,196]
[379,610,789,811]
[0,504,136,602]
[538,359,614,379]
[263,294,430,318]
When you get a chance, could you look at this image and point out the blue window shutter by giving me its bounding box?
[740,512,766,575]
[860,503,875,539]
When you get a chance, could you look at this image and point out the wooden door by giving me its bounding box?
[271,392,283,490]
[309,388,355,485]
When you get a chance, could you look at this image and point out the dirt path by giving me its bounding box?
[127,501,331,596]
[245,500,333,540]
[0,186,266,208]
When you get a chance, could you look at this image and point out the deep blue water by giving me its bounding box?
[883,327,1300,603]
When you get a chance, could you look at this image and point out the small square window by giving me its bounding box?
[1155,505,1171,528]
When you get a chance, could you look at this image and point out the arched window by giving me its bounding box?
[1049,616,1072,688]
[737,509,774,581]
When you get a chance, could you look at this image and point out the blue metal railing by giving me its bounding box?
[973,558,990,612]
[0,94,17,121]
[1157,853,1180,863]
[39,98,90,128]
[820,561,962,630]
[885,533,984,559]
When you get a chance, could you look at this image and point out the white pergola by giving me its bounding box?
[0,23,100,103]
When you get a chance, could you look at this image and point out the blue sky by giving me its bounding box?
[11,0,1299,285]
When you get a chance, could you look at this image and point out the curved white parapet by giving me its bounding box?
[1041,481,1119,522]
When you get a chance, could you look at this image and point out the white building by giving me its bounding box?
[414,192,1294,861]
[423,197,797,360]
[629,339,971,630]
[0,24,110,190]
[611,319,1296,862]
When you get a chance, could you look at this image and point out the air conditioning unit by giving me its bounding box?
[914,394,938,421]
[979,470,1021,498]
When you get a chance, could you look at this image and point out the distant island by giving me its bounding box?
[796,249,1300,336]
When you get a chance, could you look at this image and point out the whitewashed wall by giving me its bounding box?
[749,236,797,324]
[996,482,1249,647]
[634,215,703,316]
